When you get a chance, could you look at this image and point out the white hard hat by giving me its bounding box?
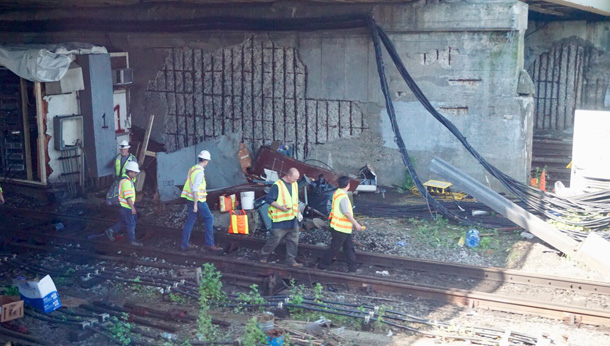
[198,150,211,161]
[125,161,140,173]
[119,140,130,149]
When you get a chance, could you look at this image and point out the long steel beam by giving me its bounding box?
[429,157,579,255]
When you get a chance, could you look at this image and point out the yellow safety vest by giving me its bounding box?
[180,165,207,202]
[115,153,137,178]
[329,189,353,233]
[267,180,298,223]
[0,184,3,193]
[118,175,136,209]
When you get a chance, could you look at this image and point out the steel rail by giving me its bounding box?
[6,228,610,327]
[4,242,264,291]
[6,207,610,295]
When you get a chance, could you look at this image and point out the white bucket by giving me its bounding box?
[241,191,255,210]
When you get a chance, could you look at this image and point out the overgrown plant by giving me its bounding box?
[197,296,218,341]
[130,276,159,299]
[199,263,227,302]
[169,293,187,304]
[197,263,224,341]
[2,286,19,296]
[242,317,268,345]
[374,305,386,331]
[236,284,267,312]
[288,279,304,305]
[397,166,415,193]
[313,283,323,303]
[110,312,132,346]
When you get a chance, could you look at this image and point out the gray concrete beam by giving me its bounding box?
[543,0,610,16]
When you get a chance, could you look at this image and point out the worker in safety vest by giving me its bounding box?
[0,183,4,205]
[260,168,303,267]
[179,150,222,252]
[115,140,137,181]
[317,176,363,273]
[105,161,143,246]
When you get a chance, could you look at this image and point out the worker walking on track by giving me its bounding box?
[115,140,137,181]
[317,176,363,273]
[180,150,222,252]
[105,161,143,246]
[260,168,303,267]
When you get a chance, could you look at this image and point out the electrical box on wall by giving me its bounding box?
[45,62,85,95]
[53,115,83,151]
[112,68,133,86]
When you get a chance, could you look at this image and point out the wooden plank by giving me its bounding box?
[20,78,33,180]
[137,114,154,166]
[135,115,154,192]
[34,82,46,184]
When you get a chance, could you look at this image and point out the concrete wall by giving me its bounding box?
[44,92,80,183]
[525,20,610,132]
[0,0,533,190]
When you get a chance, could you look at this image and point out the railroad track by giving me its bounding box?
[5,207,610,327]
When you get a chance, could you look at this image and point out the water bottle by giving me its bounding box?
[465,229,480,248]
[161,332,177,340]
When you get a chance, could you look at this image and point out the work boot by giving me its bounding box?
[205,245,223,252]
[348,268,363,274]
[130,241,143,247]
[180,244,199,252]
[105,229,115,241]
[288,262,303,268]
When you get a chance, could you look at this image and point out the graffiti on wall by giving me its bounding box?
[145,36,367,159]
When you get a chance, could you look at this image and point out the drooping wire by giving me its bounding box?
[374,23,610,235]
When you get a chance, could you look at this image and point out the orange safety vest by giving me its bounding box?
[118,175,136,209]
[181,165,207,202]
[329,189,353,233]
[267,179,299,223]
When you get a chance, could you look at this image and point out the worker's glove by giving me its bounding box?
[297,212,303,222]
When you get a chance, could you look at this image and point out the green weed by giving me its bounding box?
[236,284,267,313]
[169,293,187,304]
[110,312,132,345]
[242,317,268,345]
[197,263,224,341]
[130,276,159,299]
[199,263,226,303]
[2,286,19,296]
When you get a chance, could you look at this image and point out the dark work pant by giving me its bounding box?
[181,200,215,249]
[318,229,357,271]
[260,224,300,264]
[110,207,137,242]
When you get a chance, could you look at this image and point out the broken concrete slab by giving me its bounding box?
[156,132,248,202]
[575,233,610,277]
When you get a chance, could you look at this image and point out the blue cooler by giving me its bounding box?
[13,275,62,313]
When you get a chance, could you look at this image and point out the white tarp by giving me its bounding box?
[0,43,107,82]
